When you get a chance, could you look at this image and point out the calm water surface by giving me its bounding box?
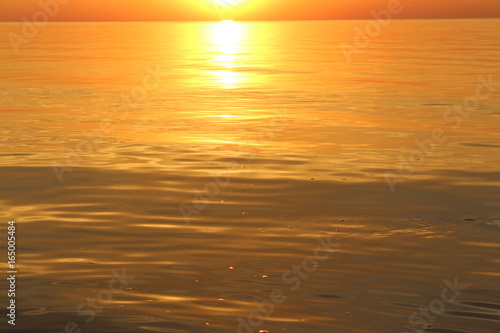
[0,20,500,333]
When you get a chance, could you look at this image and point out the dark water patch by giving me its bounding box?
[368,290,420,297]
[446,310,500,322]
[427,329,476,333]
[459,142,500,148]
[51,281,97,287]
[304,293,353,300]
[459,300,500,311]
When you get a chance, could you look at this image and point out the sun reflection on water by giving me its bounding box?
[208,20,245,89]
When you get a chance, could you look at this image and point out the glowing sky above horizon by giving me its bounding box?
[0,0,499,21]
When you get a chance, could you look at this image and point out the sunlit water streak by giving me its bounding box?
[0,19,500,333]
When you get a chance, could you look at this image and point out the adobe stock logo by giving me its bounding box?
[385,74,499,192]
[7,0,72,55]
[236,236,340,333]
[211,0,241,20]
[340,0,406,64]
[401,277,467,333]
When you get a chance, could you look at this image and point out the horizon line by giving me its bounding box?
[1,17,500,23]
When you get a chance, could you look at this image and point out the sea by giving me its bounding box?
[0,19,499,333]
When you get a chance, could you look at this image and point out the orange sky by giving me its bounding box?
[0,0,499,21]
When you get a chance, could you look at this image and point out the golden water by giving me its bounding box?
[1,19,500,333]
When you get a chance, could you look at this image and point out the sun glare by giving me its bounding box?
[208,20,246,88]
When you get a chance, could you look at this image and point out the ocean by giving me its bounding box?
[0,19,500,333]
